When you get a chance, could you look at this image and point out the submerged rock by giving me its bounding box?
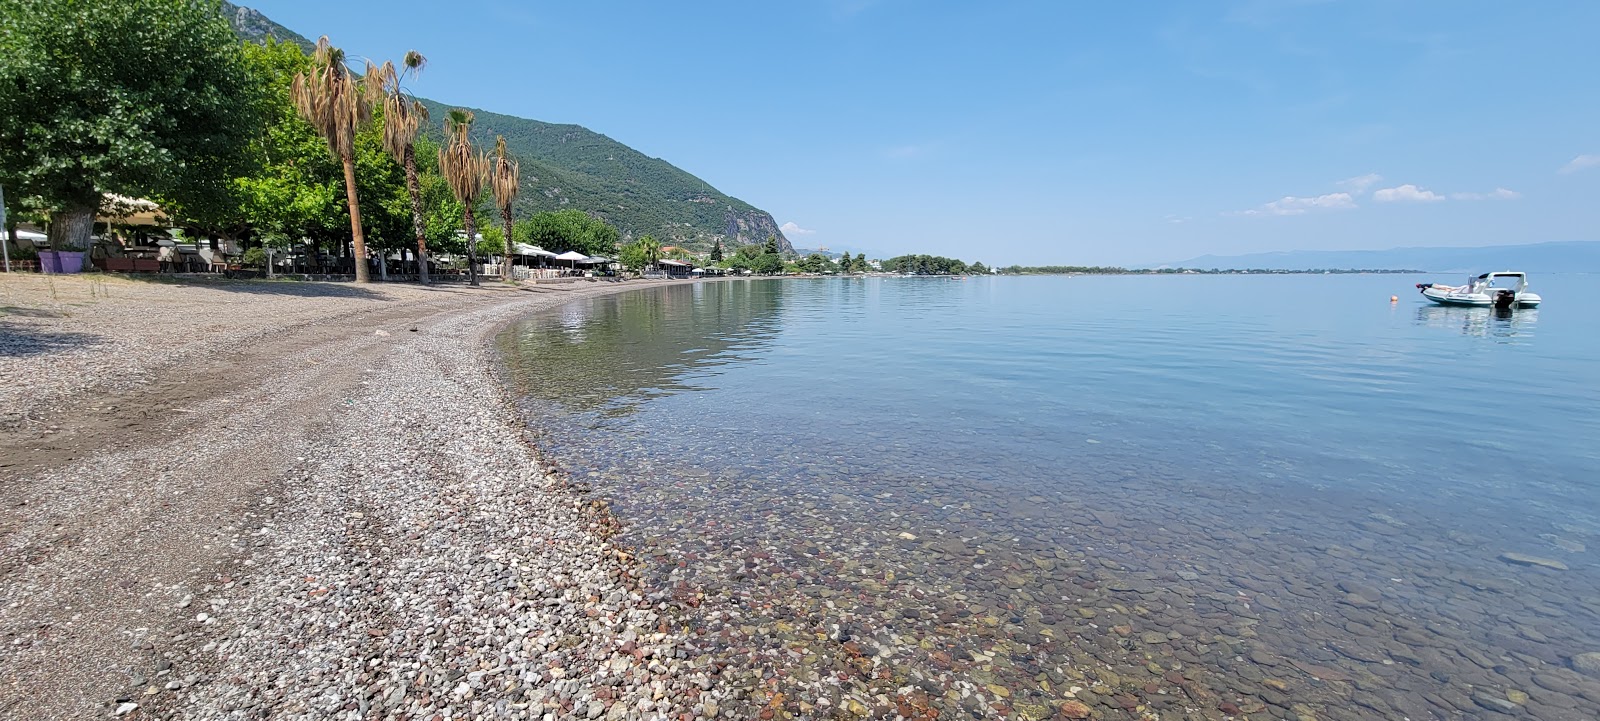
[1498,552,1569,570]
[1571,652,1600,678]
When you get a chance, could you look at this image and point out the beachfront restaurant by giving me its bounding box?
[656,258,694,279]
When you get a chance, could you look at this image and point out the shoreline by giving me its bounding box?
[0,275,718,720]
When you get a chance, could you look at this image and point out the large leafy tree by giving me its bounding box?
[370,51,432,283]
[212,39,340,248]
[438,109,489,286]
[292,36,377,282]
[0,0,265,250]
[489,136,519,279]
[521,210,619,258]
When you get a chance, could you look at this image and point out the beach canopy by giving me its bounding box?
[99,194,165,227]
[553,250,589,262]
[511,242,556,257]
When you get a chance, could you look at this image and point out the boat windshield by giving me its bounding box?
[1480,274,1526,292]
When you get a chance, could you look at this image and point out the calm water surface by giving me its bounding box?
[501,275,1600,720]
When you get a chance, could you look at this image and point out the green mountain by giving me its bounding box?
[221,2,792,253]
[221,1,313,53]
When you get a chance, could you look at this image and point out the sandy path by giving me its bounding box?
[0,276,699,720]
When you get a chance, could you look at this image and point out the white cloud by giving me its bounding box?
[1373,184,1445,203]
[1337,173,1383,193]
[1233,192,1357,217]
[1450,187,1521,201]
[1560,154,1600,174]
[779,221,815,236]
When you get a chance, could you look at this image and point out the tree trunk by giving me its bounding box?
[48,202,95,251]
[403,144,430,285]
[340,152,371,283]
[464,206,479,286]
[501,205,514,281]
[378,253,388,281]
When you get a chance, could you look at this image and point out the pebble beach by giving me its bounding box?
[0,275,714,720]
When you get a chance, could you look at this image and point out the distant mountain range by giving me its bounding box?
[220,2,792,253]
[1163,241,1600,273]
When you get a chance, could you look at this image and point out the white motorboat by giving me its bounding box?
[1416,271,1541,308]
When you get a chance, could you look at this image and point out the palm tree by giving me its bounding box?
[292,36,377,283]
[637,234,661,273]
[489,135,519,280]
[370,51,431,283]
[438,108,489,286]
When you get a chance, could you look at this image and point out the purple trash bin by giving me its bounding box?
[57,251,86,273]
[37,250,61,273]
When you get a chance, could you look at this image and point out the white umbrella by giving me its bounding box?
[553,250,589,261]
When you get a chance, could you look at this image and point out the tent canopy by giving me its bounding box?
[99,194,166,227]
[553,250,589,261]
[512,242,556,257]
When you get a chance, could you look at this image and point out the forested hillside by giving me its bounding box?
[222,2,791,253]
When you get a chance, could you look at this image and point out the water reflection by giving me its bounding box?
[498,280,785,418]
[1414,304,1538,340]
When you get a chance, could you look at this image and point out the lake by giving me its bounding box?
[498,274,1600,720]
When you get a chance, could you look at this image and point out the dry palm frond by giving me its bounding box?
[491,135,520,214]
[438,109,488,203]
[370,52,430,162]
[291,36,371,160]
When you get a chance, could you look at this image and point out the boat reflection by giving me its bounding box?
[1414,304,1537,340]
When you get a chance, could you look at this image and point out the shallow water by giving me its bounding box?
[500,275,1600,720]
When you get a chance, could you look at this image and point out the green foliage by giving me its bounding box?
[223,39,341,241]
[521,209,619,257]
[0,0,265,224]
[763,235,780,255]
[241,246,269,266]
[882,254,971,275]
[751,253,784,275]
[794,253,835,274]
[968,261,989,274]
[617,240,648,271]
[709,239,723,262]
[6,241,39,261]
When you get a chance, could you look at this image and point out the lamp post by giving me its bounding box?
[0,185,10,274]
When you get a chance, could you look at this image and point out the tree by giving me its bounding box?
[521,210,619,258]
[0,0,265,252]
[438,108,489,286]
[796,253,832,273]
[617,239,648,271]
[225,41,341,249]
[636,234,661,271]
[490,135,520,279]
[855,253,867,272]
[752,252,784,275]
[370,50,431,283]
[764,235,780,255]
[709,239,724,262]
[292,36,379,282]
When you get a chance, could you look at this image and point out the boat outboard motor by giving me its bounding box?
[1493,289,1516,309]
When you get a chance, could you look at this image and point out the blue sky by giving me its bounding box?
[252,0,1600,265]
